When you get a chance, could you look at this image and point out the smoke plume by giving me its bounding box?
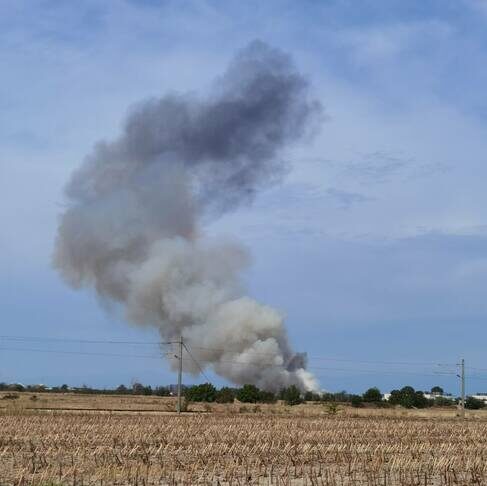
[54,41,321,391]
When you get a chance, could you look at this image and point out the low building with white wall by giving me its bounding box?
[471,394,487,404]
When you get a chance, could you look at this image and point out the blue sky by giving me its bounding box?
[2,0,487,394]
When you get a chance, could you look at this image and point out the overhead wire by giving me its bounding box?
[0,346,171,360]
[0,336,462,367]
[183,343,211,382]
[0,346,457,377]
[0,335,175,346]
[0,335,478,382]
[174,345,458,368]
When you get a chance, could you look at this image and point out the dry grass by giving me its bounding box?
[1,392,479,418]
[0,392,177,414]
[1,396,487,485]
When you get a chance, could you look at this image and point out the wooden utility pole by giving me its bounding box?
[460,358,465,419]
[177,336,183,414]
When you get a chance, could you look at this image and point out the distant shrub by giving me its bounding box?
[303,391,321,401]
[258,390,277,403]
[433,396,454,407]
[236,384,261,403]
[388,386,429,409]
[333,391,351,403]
[132,383,152,395]
[325,402,339,415]
[362,387,382,403]
[320,392,335,402]
[154,386,170,397]
[185,383,217,402]
[280,385,303,406]
[466,396,485,410]
[351,395,363,407]
[2,393,19,400]
[215,387,235,403]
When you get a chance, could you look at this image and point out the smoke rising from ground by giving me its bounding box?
[54,41,321,391]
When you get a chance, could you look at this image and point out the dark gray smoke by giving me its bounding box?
[54,40,321,391]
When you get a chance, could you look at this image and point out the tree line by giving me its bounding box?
[0,382,171,396]
[185,384,486,409]
[184,383,304,405]
[1,381,485,409]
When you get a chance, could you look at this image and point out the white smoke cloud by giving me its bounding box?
[54,40,322,391]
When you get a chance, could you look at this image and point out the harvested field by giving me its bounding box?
[0,392,472,419]
[0,392,178,414]
[1,408,487,485]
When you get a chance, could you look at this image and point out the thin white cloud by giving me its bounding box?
[334,20,453,67]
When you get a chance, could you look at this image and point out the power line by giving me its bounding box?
[0,344,464,377]
[468,366,487,372]
[0,346,171,360]
[310,357,457,367]
[183,343,211,382]
[190,357,459,377]
[190,345,299,358]
[0,335,477,383]
[465,375,487,381]
[0,335,175,346]
[0,336,465,369]
[189,346,457,367]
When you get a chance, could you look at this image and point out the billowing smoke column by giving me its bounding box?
[54,41,321,391]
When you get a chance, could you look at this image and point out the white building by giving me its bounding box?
[382,391,454,402]
[423,392,454,401]
[471,394,487,404]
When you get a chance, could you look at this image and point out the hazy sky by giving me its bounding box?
[2,0,487,394]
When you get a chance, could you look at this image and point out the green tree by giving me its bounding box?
[281,385,303,406]
[388,386,428,408]
[215,387,235,403]
[236,384,261,403]
[304,391,321,402]
[185,383,217,402]
[116,384,129,394]
[320,392,335,402]
[154,386,169,396]
[431,386,444,395]
[350,395,363,407]
[132,383,145,395]
[325,402,339,415]
[333,390,350,402]
[465,396,485,410]
[433,396,454,407]
[258,390,277,403]
[362,387,382,403]
[413,390,428,408]
[78,384,93,394]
